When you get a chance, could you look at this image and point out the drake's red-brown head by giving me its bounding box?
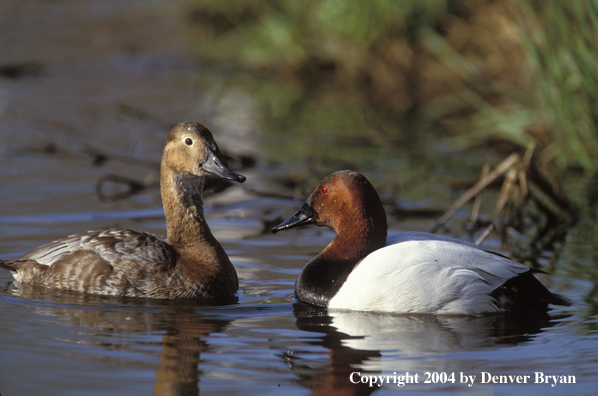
[273,170,388,257]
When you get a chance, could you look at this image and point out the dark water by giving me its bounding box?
[1,1,597,395]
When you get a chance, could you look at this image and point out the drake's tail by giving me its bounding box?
[492,271,572,312]
[547,290,573,307]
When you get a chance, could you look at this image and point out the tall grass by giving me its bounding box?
[516,0,598,170]
[189,0,598,171]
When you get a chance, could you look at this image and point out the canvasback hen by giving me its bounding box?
[272,170,571,314]
[0,122,245,300]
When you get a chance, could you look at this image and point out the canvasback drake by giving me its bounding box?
[272,170,571,315]
[0,122,245,300]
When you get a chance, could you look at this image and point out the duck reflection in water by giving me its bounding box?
[2,284,233,396]
[285,303,567,395]
[153,306,232,396]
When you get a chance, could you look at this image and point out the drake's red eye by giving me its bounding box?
[322,187,328,194]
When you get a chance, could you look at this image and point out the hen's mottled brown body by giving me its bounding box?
[0,122,244,299]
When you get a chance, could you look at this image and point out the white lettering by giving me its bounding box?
[481,372,532,385]
[535,372,545,384]
[566,375,577,384]
[534,372,576,386]
[481,372,492,383]
[369,375,379,387]
[459,372,476,387]
[351,371,575,388]
[349,371,420,388]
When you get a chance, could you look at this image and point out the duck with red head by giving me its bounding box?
[0,122,245,300]
[273,170,571,314]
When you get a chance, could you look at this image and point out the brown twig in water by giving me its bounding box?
[430,153,520,233]
[475,223,495,245]
[432,142,577,250]
[470,163,490,224]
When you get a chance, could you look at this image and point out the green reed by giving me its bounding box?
[190,0,598,171]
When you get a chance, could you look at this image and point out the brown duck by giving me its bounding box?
[0,122,245,299]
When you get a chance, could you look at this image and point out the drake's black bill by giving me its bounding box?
[204,147,246,183]
[272,202,316,233]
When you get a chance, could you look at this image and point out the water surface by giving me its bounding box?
[1,1,597,395]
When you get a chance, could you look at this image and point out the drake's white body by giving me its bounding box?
[328,232,530,315]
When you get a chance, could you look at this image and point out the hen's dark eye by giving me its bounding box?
[185,138,193,146]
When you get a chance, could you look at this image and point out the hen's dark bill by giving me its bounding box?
[203,146,246,183]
